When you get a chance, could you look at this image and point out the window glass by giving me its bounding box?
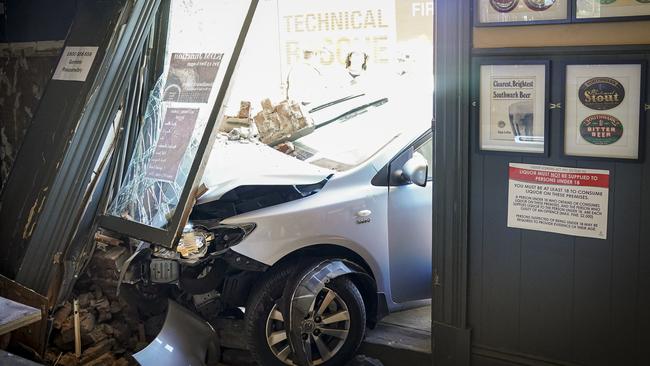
[416,137,433,179]
[107,1,252,228]
[107,0,434,228]
[214,0,435,171]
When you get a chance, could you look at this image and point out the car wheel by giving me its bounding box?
[245,265,366,366]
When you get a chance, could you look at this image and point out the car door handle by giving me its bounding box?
[356,210,372,217]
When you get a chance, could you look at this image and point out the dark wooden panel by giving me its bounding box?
[468,152,484,341]
[469,50,650,366]
[609,163,642,364]
[570,160,616,366]
[472,354,516,366]
[518,230,573,361]
[479,156,522,350]
[637,109,650,365]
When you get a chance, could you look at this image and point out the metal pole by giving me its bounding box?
[73,298,81,358]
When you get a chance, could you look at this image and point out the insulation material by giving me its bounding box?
[0,43,62,194]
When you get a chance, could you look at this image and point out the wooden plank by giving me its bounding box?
[0,297,41,335]
[0,350,43,366]
[0,275,49,355]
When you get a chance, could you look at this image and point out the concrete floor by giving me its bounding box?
[380,305,432,332]
[360,305,432,366]
[217,305,433,365]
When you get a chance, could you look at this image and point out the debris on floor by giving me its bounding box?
[345,355,385,366]
[219,101,258,142]
[44,242,165,366]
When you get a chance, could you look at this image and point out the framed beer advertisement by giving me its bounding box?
[563,62,646,160]
[574,0,650,22]
[479,62,550,154]
[475,0,570,26]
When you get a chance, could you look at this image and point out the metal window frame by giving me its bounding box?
[12,0,162,294]
[98,0,259,249]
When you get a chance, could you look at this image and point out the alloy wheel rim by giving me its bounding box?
[265,287,351,365]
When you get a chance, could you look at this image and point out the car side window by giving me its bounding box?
[372,131,433,187]
[415,137,433,180]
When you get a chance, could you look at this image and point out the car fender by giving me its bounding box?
[230,236,387,296]
[280,259,373,366]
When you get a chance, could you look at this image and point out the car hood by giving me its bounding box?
[197,139,333,205]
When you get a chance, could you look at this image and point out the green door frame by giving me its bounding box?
[433,0,472,364]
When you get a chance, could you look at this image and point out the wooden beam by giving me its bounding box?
[0,297,41,336]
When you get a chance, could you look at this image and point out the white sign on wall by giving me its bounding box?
[507,163,610,240]
[277,0,396,72]
[53,46,99,82]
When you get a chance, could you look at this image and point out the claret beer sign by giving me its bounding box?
[278,0,396,71]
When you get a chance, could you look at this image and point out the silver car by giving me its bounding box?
[145,95,432,366]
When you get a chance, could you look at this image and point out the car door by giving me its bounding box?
[387,132,433,303]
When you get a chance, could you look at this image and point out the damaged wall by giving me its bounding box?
[0,0,127,282]
[0,0,76,193]
[0,0,76,43]
[0,41,63,193]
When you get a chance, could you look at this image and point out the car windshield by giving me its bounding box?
[291,95,401,171]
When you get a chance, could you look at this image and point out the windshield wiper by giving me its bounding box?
[308,93,365,113]
[315,97,389,129]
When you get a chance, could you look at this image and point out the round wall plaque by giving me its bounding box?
[490,0,519,12]
[578,77,625,111]
[524,0,556,11]
[579,114,623,145]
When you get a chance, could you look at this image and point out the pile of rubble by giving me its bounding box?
[44,241,165,366]
[219,99,314,146]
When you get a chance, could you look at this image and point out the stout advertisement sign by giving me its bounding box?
[507,163,610,239]
[564,63,642,159]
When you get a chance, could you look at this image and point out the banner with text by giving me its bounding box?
[145,108,199,182]
[507,163,609,239]
[277,0,396,75]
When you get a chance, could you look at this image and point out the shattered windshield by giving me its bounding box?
[291,97,400,171]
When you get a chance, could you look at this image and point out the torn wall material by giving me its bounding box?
[46,243,161,366]
[0,0,130,285]
[0,41,63,194]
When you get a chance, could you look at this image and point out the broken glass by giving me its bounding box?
[107,0,253,229]
[108,77,202,227]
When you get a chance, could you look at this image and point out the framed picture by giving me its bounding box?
[479,62,550,154]
[563,62,646,160]
[475,0,570,26]
[574,0,650,22]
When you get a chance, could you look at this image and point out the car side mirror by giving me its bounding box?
[400,152,428,187]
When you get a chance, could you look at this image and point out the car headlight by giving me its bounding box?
[210,223,256,251]
[174,223,256,261]
[177,226,214,259]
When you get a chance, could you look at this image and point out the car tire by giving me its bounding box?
[245,263,366,366]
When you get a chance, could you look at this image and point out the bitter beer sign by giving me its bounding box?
[507,163,609,239]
